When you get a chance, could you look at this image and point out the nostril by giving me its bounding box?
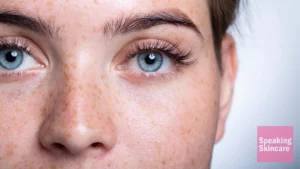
[53,143,67,151]
[91,142,104,148]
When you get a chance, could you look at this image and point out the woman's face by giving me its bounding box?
[0,0,237,169]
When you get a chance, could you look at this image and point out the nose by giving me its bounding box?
[39,71,116,156]
[40,120,114,155]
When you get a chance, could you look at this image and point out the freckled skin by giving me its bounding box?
[0,0,237,169]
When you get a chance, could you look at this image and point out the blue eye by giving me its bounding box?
[137,52,163,72]
[0,48,24,70]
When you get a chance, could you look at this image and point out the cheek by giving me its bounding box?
[0,76,48,164]
[115,74,219,168]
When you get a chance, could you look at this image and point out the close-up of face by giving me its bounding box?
[0,0,238,169]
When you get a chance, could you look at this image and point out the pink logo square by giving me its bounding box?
[257,126,294,162]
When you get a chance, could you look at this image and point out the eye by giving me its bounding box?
[0,48,40,71]
[128,51,172,73]
[115,39,195,82]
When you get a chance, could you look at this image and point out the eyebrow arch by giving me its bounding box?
[103,9,203,39]
[0,11,59,38]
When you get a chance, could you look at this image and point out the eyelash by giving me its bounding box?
[126,39,195,66]
[0,38,32,56]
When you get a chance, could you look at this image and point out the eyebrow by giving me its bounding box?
[0,11,59,38]
[103,9,203,39]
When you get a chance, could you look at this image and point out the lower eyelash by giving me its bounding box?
[126,72,176,84]
[122,65,182,83]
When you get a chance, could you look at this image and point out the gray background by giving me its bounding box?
[211,0,300,168]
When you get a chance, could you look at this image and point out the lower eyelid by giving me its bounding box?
[116,63,181,83]
[0,69,43,83]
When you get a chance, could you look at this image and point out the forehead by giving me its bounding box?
[0,0,209,28]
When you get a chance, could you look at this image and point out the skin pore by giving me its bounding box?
[0,0,237,169]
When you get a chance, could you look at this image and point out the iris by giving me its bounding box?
[0,48,24,70]
[137,52,163,72]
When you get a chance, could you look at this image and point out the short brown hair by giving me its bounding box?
[208,0,240,70]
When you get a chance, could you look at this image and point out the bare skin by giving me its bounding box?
[0,0,237,169]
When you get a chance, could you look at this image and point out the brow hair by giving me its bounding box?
[0,10,60,38]
[103,9,203,39]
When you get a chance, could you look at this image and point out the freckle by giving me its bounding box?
[31,90,37,95]
[82,35,87,40]
[6,149,14,156]
[65,52,72,58]
[97,87,102,94]
[76,23,82,28]
[73,41,78,46]
[50,165,57,169]
[116,111,121,117]
[93,26,101,33]
[92,104,96,110]
[49,15,55,21]
[46,1,53,6]
[78,85,83,90]
[64,131,72,138]
[40,108,47,117]
[106,161,112,167]
[94,0,99,4]
[161,160,166,165]
[15,107,22,113]
[70,62,76,68]
[64,63,71,70]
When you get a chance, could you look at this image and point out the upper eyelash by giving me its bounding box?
[0,38,31,55]
[127,40,196,66]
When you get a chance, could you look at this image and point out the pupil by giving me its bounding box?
[145,54,156,65]
[5,51,17,62]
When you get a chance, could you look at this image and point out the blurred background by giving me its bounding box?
[211,0,299,168]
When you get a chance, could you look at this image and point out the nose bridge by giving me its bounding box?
[56,59,98,127]
[57,51,104,120]
[39,57,116,155]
